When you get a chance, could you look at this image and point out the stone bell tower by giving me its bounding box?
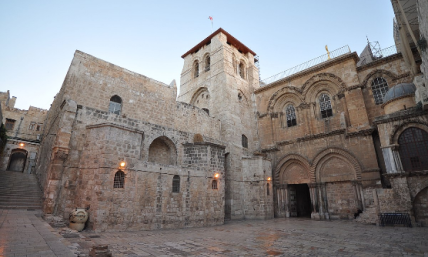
[178,28,273,220]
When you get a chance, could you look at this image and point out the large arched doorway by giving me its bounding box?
[7,149,28,172]
[398,127,428,171]
[414,187,428,227]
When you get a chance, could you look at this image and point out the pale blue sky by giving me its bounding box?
[0,1,395,110]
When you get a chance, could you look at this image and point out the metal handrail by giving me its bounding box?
[261,45,351,86]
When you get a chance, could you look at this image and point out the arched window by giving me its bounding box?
[286,105,297,127]
[113,170,125,188]
[172,175,180,193]
[242,134,248,148]
[319,94,333,118]
[239,62,245,79]
[109,95,122,115]
[232,56,237,74]
[398,128,428,171]
[371,77,389,105]
[194,61,199,78]
[212,180,218,189]
[205,55,210,72]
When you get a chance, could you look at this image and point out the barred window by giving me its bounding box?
[371,77,389,105]
[242,134,248,148]
[172,175,180,193]
[286,105,297,127]
[205,55,210,72]
[5,119,16,130]
[109,95,122,115]
[212,180,218,189]
[194,61,199,78]
[267,183,270,195]
[29,122,36,130]
[398,128,428,171]
[113,170,125,188]
[319,94,333,118]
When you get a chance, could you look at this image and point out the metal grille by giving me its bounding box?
[371,77,389,105]
[286,105,297,127]
[319,94,333,118]
[109,95,122,115]
[267,183,270,195]
[242,135,248,148]
[379,213,412,227]
[172,175,180,193]
[398,128,428,171]
[5,119,15,130]
[113,171,125,188]
[212,180,218,189]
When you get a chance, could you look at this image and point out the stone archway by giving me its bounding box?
[8,149,28,172]
[414,187,428,226]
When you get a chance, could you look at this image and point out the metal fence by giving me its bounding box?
[358,45,398,66]
[261,45,351,86]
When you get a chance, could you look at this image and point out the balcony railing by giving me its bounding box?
[261,45,351,86]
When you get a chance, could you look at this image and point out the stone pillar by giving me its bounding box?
[352,180,363,211]
[317,183,325,220]
[321,183,329,220]
[359,183,366,211]
[284,184,290,218]
[308,183,319,220]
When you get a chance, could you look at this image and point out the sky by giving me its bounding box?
[0,0,396,110]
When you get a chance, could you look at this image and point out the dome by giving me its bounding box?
[383,83,416,104]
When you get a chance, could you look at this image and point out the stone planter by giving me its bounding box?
[69,208,89,232]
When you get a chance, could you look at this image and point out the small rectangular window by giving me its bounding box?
[36,124,42,131]
[29,122,36,130]
[5,119,15,130]
[212,180,218,189]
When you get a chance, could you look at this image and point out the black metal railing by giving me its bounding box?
[379,213,412,227]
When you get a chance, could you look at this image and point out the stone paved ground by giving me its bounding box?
[1,209,428,257]
[63,218,428,257]
[0,209,74,257]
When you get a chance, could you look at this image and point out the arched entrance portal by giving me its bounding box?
[8,149,28,172]
[414,187,428,226]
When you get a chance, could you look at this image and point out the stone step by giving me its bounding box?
[0,171,43,210]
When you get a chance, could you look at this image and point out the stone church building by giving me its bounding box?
[1,0,428,231]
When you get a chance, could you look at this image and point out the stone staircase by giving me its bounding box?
[355,205,378,225]
[0,171,43,209]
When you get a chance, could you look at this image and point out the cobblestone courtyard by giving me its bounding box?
[1,210,428,256]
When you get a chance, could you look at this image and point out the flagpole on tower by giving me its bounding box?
[209,16,213,33]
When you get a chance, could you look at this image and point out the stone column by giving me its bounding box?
[308,183,319,220]
[352,180,363,211]
[284,184,290,218]
[321,183,329,220]
[317,183,325,220]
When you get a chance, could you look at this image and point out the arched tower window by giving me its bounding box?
[319,94,333,118]
[239,62,245,79]
[371,77,389,105]
[172,175,180,193]
[242,134,248,148]
[205,55,210,72]
[398,128,428,171]
[109,95,122,115]
[286,105,297,127]
[113,170,125,188]
[194,61,199,78]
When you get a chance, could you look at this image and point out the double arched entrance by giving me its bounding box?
[274,149,364,220]
[7,149,28,172]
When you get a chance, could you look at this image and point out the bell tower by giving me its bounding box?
[178,28,273,220]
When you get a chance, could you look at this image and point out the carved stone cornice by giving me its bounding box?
[345,127,375,138]
[362,168,381,174]
[277,140,294,146]
[261,146,280,153]
[373,108,428,125]
[297,129,346,142]
[384,170,428,178]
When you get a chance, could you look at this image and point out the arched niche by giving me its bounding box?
[148,136,177,166]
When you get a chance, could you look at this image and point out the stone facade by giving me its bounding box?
[0,90,47,173]
[1,1,427,231]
